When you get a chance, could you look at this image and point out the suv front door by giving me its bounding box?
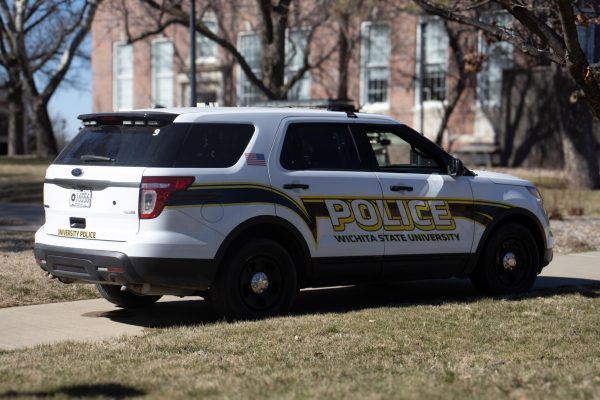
[269,120,384,285]
[351,123,475,280]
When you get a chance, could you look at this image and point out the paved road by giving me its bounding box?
[0,202,44,232]
[0,251,598,350]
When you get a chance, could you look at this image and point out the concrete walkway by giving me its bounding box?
[0,251,598,350]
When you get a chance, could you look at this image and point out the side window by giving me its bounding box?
[361,127,442,173]
[174,123,254,168]
[280,123,362,171]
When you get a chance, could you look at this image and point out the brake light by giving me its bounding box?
[139,176,195,219]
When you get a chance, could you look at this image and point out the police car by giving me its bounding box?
[33,107,554,319]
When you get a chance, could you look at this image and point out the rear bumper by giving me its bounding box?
[33,243,217,291]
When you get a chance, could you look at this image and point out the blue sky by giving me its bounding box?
[48,40,93,140]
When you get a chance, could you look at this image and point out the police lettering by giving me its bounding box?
[325,199,456,232]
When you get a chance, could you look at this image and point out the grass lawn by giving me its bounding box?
[0,157,51,203]
[0,230,98,308]
[0,286,599,399]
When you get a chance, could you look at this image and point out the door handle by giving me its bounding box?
[283,183,309,190]
[390,185,413,192]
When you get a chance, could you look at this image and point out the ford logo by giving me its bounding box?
[71,168,83,177]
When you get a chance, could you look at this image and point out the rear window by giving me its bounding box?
[55,123,255,168]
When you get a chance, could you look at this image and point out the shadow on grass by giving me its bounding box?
[88,277,600,328]
[0,383,144,398]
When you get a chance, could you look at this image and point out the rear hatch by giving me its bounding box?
[43,112,186,242]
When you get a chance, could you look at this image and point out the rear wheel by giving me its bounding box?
[211,239,297,320]
[471,223,540,295]
[96,284,162,308]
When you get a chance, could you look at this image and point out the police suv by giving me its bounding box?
[33,107,554,319]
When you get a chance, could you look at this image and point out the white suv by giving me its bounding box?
[34,107,553,319]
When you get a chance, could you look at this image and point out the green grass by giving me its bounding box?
[0,231,98,308]
[0,286,599,399]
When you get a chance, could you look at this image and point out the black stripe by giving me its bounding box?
[169,186,317,236]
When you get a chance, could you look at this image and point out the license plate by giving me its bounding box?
[69,189,92,208]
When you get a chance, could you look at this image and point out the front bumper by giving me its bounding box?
[542,247,553,268]
[33,243,217,290]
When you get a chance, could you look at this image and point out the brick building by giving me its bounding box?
[91,1,600,165]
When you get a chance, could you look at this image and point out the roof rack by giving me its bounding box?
[252,98,358,116]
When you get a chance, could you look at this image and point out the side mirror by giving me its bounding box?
[448,158,465,176]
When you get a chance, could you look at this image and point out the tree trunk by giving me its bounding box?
[555,69,600,189]
[336,14,350,100]
[6,85,25,156]
[31,99,58,157]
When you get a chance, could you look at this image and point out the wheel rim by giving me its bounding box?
[495,238,529,287]
[239,254,284,312]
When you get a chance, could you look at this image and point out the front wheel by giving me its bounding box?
[96,284,162,308]
[470,223,540,295]
[211,239,297,320]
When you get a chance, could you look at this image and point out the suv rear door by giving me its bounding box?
[269,119,383,285]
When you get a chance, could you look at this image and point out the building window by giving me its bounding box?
[361,23,390,105]
[152,40,173,108]
[477,13,513,106]
[285,30,311,100]
[422,19,448,102]
[237,32,262,106]
[197,19,218,61]
[114,43,133,110]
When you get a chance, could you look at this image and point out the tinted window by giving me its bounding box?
[55,124,188,167]
[280,123,361,170]
[174,124,254,168]
[55,123,254,168]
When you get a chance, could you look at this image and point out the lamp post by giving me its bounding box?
[419,20,426,135]
[189,0,196,106]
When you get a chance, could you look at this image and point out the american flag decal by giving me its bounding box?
[244,153,267,166]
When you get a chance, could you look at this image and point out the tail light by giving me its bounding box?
[139,176,195,219]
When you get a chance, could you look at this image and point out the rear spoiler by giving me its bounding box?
[78,112,179,127]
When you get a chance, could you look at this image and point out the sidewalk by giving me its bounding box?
[0,251,598,351]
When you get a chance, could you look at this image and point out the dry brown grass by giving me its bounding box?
[0,286,599,399]
[480,167,600,217]
[0,231,98,308]
[0,157,50,203]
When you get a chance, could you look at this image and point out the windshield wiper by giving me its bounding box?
[80,154,115,162]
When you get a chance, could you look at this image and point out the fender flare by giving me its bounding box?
[213,215,312,279]
[463,207,547,276]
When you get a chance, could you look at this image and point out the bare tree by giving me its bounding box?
[0,0,101,156]
[114,0,334,102]
[411,0,600,188]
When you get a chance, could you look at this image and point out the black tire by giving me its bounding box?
[470,223,540,295]
[211,239,297,320]
[96,284,162,308]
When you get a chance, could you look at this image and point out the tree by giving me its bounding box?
[0,0,101,156]
[411,0,600,189]
[115,0,334,102]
